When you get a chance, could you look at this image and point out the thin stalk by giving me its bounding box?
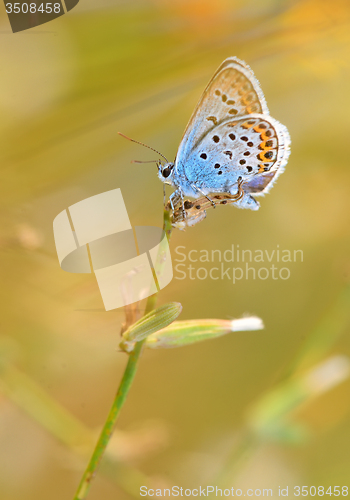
[73,208,173,500]
[73,339,146,500]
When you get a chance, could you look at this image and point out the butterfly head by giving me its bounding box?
[158,162,175,186]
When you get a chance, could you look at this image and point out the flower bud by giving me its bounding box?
[120,302,182,352]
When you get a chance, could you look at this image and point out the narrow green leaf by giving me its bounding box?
[247,355,350,443]
[255,421,309,445]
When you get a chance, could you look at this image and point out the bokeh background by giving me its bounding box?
[1,0,350,499]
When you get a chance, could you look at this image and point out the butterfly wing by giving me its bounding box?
[175,57,269,163]
[243,118,290,196]
[174,57,290,202]
[180,113,290,196]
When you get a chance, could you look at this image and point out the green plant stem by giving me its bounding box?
[73,208,173,500]
[73,339,146,500]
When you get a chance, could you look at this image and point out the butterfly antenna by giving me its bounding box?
[131,160,159,164]
[118,132,168,163]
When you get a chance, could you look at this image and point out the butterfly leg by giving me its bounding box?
[169,189,186,218]
[225,178,258,210]
[232,192,260,210]
[190,184,216,208]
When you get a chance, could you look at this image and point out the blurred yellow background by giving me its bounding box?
[1,1,350,499]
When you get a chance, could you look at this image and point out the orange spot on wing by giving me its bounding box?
[246,104,259,113]
[257,151,274,162]
[260,130,275,141]
[241,121,254,129]
[260,141,274,150]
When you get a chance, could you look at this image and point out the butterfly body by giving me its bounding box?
[157,57,290,211]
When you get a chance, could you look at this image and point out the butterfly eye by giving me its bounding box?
[162,167,172,178]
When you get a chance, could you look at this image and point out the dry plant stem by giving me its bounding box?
[73,208,173,500]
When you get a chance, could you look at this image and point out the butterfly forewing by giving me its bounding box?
[176,57,269,162]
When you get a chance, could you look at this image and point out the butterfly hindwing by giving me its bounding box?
[181,113,290,196]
